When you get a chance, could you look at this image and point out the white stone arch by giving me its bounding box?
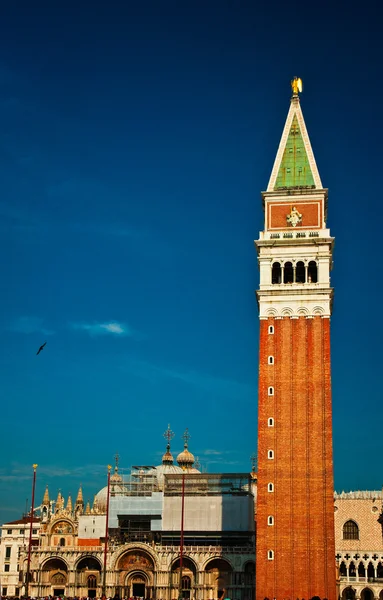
[40,555,70,571]
[360,586,375,600]
[124,568,150,587]
[111,542,160,571]
[170,554,199,573]
[47,516,76,533]
[312,305,325,316]
[201,555,234,571]
[296,307,309,316]
[73,554,103,571]
[281,306,293,316]
[265,307,279,317]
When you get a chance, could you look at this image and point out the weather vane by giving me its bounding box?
[291,76,303,96]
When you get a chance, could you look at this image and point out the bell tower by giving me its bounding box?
[255,79,336,600]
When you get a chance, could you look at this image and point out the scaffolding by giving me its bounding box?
[163,473,251,496]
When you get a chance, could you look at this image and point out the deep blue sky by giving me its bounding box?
[0,1,382,523]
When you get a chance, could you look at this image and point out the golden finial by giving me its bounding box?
[291,76,303,96]
[33,464,38,471]
[107,464,112,472]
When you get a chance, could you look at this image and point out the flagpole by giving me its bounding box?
[25,464,38,598]
[178,471,185,600]
[102,465,112,598]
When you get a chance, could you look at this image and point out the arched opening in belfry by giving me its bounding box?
[296,261,305,283]
[271,262,282,284]
[339,561,347,576]
[358,562,365,578]
[283,262,293,284]
[308,260,318,283]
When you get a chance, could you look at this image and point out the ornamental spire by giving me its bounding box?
[42,485,50,505]
[266,78,322,192]
[76,485,84,505]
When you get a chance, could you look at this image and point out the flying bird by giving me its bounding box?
[36,341,47,356]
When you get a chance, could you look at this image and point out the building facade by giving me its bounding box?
[0,517,40,598]
[255,80,336,600]
[335,491,383,600]
[7,431,255,600]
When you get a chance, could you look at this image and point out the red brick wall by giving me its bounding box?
[267,199,323,230]
[256,317,336,600]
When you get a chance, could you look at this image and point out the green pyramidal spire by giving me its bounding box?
[274,115,315,189]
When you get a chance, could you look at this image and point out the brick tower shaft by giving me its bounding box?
[255,80,336,600]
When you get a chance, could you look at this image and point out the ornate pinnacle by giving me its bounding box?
[42,485,50,505]
[76,485,84,505]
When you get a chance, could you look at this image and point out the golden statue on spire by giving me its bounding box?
[291,77,303,96]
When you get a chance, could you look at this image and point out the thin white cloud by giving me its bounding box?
[8,316,54,336]
[126,360,256,398]
[71,321,131,337]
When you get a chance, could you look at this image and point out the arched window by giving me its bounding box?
[87,575,97,589]
[358,562,365,577]
[308,261,318,283]
[268,516,274,526]
[296,261,305,283]
[343,520,359,540]
[272,262,281,284]
[268,450,274,459]
[268,418,274,427]
[182,576,191,590]
[339,561,347,576]
[268,356,274,365]
[267,550,274,560]
[268,325,274,335]
[268,387,274,396]
[284,262,294,284]
[367,562,374,579]
[377,562,383,578]
[268,483,274,492]
[59,538,65,547]
[349,561,356,577]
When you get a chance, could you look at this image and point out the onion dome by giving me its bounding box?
[177,428,196,470]
[111,453,123,484]
[162,424,175,465]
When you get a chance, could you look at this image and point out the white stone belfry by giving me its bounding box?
[255,94,334,319]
